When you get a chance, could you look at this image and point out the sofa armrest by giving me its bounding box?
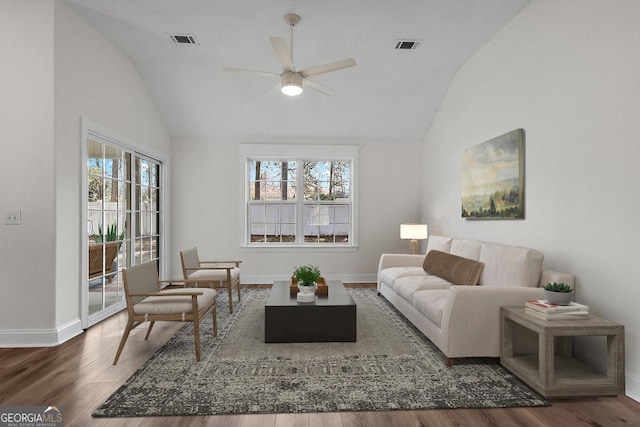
[378,253,425,271]
[440,285,545,358]
[377,253,426,285]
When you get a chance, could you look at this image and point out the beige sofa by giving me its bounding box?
[377,236,574,365]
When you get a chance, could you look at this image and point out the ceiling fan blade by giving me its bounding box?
[300,58,356,78]
[222,67,279,78]
[267,82,282,97]
[303,78,335,96]
[269,37,295,72]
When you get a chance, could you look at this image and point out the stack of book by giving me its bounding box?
[524,299,589,321]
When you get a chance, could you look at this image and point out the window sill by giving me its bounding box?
[241,244,358,253]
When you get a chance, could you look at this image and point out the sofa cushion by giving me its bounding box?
[423,250,484,286]
[413,289,450,327]
[478,243,543,287]
[393,275,453,303]
[450,239,483,260]
[426,235,452,254]
[379,267,426,290]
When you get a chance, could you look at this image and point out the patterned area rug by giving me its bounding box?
[94,288,547,417]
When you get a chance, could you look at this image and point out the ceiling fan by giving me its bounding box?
[223,13,356,96]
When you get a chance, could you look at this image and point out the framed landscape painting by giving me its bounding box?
[461,129,524,219]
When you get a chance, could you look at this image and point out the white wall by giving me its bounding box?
[422,0,640,400]
[0,1,56,334]
[170,138,422,283]
[54,0,170,331]
[0,0,170,346]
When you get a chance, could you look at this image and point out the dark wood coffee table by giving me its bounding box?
[265,280,356,343]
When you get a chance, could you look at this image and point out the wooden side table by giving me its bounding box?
[500,306,624,398]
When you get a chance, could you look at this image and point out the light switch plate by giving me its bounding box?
[5,210,21,225]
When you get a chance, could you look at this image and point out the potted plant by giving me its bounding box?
[293,264,322,287]
[293,265,322,303]
[96,223,125,244]
[88,223,126,282]
[543,282,574,305]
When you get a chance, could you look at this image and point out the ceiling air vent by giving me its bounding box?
[394,39,422,50]
[168,33,199,45]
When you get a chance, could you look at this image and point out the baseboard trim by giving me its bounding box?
[626,372,640,403]
[171,273,378,285]
[0,318,84,348]
[239,273,377,285]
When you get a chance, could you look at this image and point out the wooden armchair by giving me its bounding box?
[180,247,242,313]
[112,261,218,365]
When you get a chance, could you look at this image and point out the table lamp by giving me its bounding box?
[400,223,428,254]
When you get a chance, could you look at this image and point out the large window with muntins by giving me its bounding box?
[87,139,131,319]
[303,161,350,243]
[134,157,161,265]
[85,132,164,328]
[243,145,358,247]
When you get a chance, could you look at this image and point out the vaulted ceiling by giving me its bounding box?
[65,0,530,143]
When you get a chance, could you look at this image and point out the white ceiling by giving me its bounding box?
[64,0,530,143]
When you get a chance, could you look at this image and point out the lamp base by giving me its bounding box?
[409,239,419,255]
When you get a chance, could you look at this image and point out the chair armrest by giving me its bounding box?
[129,291,205,297]
[158,279,201,287]
[200,260,242,267]
[184,266,233,272]
[156,291,205,296]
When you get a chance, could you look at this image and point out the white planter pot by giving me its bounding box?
[297,283,316,294]
[297,283,316,303]
[543,290,574,306]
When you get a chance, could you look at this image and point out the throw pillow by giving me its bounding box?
[423,250,484,286]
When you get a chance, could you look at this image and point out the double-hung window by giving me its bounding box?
[241,144,359,248]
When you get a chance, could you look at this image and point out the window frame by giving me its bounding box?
[239,144,360,249]
[81,118,168,329]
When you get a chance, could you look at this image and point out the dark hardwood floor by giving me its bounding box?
[1,284,639,426]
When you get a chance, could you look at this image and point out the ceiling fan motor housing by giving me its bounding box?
[281,71,302,86]
[281,71,303,95]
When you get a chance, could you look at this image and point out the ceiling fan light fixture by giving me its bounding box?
[223,12,356,96]
[281,83,302,96]
[281,71,303,96]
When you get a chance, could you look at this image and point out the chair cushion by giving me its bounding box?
[181,247,200,270]
[134,288,217,315]
[187,267,240,283]
[423,250,484,286]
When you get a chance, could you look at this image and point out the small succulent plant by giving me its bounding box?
[543,282,573,293]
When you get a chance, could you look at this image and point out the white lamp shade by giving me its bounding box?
[400,223,428,240]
